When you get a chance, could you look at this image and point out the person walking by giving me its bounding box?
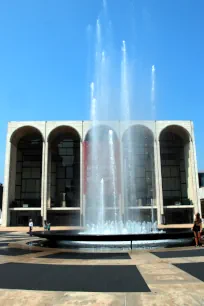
[192,213,202,247]
[29,219,33,236]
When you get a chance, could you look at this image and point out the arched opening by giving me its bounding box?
[122,125,155,222]
[9,126,43,226]
[47,126,81,225]
[159,125,193,223]
[84,125,120,224]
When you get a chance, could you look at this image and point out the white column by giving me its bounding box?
[185,141,196,214]
[189,121,200,215]
[41,140,48,224]
[43,142,49,222]
[9,144,17,205]
[40,141,45,220]
[3,142,17,226]
[82,138,87,227]
[154,139,159,223]
[2,137,12,226]
[190,139,200,214]
[155,139,163,224]
[120,141,125,218]
[47,150,52,209]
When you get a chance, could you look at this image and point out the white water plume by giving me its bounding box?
[84,3,159,235]
[151,65,156,119]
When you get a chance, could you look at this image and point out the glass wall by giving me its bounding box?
[47,211,80,226]
[163,208,193,224]
[160,126,190,206]
[12,133,42,208]
[84,125,120,223]
[10,211,41,226]
[0,183,3,210]
[122,125,155,214]
[198,173,204,188]
[49,128,80,208]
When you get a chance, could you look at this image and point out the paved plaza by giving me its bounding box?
[0,228,203,305]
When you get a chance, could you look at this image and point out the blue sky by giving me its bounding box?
[0,0,204,182]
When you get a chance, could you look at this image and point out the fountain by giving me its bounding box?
[31,2,194,248]
[83,2,158,235]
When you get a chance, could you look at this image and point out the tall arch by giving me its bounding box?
[47,125,81,143]
[9,126,43,225]
[10,126,44,145]
[122,125,155,222]
[47,126,81,225]
[159,125,193,223]
[84,125,120,224]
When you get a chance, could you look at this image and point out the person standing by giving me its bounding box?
[192,213,202,246]
[29,219,33,236]
[44,220,48,231]
[47,222,51,231]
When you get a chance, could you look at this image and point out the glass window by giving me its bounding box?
[22,180,26,192]
[181,172,186,184]
[15,186,21,198]
[22,168,31,179]
[57,167,65,179]
[16,174,21,185]
[57,179,66,192]
[51,173,56,185]
[199,173,204,187]
[160,130,188,206]
[14,133,42,207]
[16,162,22,172]
[26,180,36,192]
[123,126,155,211]
[136,167,145,178]
[62,156,74,166]
[31,168,41,178]
[51,162,56,172]
[17,151,22,161]
[58,148,67,156]
[62,141,73,148]
[181,184,187,197]
[170,167,179,177]
[66,167,73,178]
[35,180,41,193]
[50,131,81,207]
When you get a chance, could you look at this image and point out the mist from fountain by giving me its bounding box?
[121,40,139,224]
[85,220,159,235]
[87,82,98,224]
[97,178,105,231]
[151,65,156,119]
[108,129,120,226]
[84,2,160,235]
[150,65,156,226]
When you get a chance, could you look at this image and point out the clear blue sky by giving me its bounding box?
[0,0,204,182]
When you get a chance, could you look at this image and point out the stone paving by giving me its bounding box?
[0,228,203,305]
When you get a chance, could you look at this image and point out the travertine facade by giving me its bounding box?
[2,120,201,226]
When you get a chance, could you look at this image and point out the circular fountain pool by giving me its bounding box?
[30,229,194,250]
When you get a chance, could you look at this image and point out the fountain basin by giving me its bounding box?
[31,230,194,250]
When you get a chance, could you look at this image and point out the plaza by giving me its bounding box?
[0,228,203,305]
